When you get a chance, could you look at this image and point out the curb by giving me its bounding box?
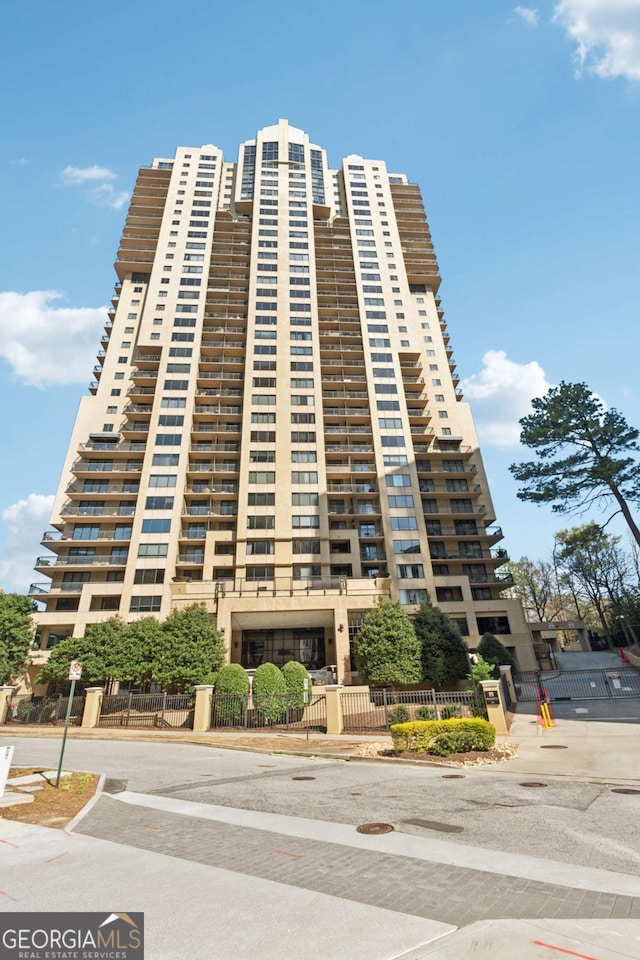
[66,772,106,832]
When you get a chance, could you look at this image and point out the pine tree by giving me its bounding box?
[354,600,421,685]
[413,601,469,684]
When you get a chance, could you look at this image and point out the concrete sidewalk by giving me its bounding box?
[2,801,639,960]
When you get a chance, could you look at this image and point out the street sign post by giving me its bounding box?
[55,662,82,787]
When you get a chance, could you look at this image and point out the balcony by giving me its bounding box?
[35,555,127,567]
[71,461,143,474]
[59,506,136,518]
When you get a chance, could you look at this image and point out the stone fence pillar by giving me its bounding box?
[324,685,344,736]
[499,665,517,704]
[0,687,13,725]
[480,680,508,736]
[193,685,214,733]
[81,687,104,729]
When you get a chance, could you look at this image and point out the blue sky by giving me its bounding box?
[1,0,639,592]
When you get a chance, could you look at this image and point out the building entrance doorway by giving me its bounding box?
[241,628,325,670]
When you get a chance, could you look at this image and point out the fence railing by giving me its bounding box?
[5,694,84,726]
[341,688,479,733]
[98,692,194,728]
[210,692,327,732]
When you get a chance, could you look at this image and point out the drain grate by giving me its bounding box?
[291,776,316,781]
[520,782,548,788]
[403,818,464,834]
[611,788,640,795]
[442,774,465,779]
[103,778,127,794]
[350,792,361,796]
[356,822,394,835]
[540,745,568,749]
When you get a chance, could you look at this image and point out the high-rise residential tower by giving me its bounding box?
[30,120,535,683]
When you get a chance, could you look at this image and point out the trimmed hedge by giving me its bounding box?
[390,718,496,755]
[282,661,311,710]
[212,664,249,724]
[252,662,287,722]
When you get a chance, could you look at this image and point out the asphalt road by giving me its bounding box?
[4,736,640,877]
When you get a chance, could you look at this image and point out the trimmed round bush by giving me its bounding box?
[212,664,249,725]
[252,662,287,723]
[282,661,311,710]
[388,704,410,725]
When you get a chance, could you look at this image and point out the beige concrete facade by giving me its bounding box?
[30,119,536,684]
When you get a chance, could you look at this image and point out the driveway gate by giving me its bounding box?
[514,668,640,702]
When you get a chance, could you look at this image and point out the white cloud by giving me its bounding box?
[59,165,130,210]
[9,158,31,166]
[514,6,539,26]
[0,290,107,387]
[59,165,117,184]
[461,350,552,446]
[554,0,640,80]
[0,494,54,594]
[94,183,130,209]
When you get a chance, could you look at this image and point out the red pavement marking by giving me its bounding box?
[143,824,161,830]
[272,849,301,859]
[47,852,68,863]
[0,891,19,902]
[0,839,19,848]
[532,941,601,960]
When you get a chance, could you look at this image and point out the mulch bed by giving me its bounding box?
[1,768,99,828]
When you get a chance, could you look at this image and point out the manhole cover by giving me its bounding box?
[403,818,464,834]
[520,782,548,788]
[356,822,395,835]
[540,745,568,749]
[611,788,640,795]
[291,776,315,781]
[442,774,465,779]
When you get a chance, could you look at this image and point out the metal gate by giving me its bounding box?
[514,668,640,702]
[98,692,194,728]
[210,692,327,732]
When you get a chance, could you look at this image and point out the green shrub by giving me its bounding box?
[390,718,495,755]
[212,664,249,725]
[252,663,287,723]
[16,698,32,722]
[387,704,410,725]
[440,703,463,720]
[417,705,436,721]
[282,661,311,710]
[477,632,515,671]
[428,730,481,757]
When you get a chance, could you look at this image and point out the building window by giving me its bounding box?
[476,616,511,635]
[130,596,162,613]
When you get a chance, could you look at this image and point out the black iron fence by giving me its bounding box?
[514,668,640,702]
[5,694,84,726]
[98,692,194,728]
[341,688,478,734]
[210,692,327,732]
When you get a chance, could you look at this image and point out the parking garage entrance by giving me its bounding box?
[241,627,326,671]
